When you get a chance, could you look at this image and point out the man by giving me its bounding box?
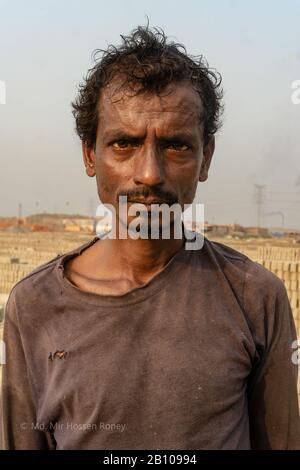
[1,25,300,450]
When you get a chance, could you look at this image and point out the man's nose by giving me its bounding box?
[133,144,164,187]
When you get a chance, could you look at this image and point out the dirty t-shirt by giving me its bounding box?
[1,234,300,450]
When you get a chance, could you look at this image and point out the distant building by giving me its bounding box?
[204,224,231,236]
[24,214,94,233]
[243,226,270,237]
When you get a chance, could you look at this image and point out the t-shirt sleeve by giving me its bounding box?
[246,274,300,449]
[0,288,55,450]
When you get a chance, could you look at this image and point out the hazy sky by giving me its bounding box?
[0,0,300,229]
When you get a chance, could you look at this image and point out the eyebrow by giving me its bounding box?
[103,130,196,144]
[159,135,193,145]
[104,132,144,143]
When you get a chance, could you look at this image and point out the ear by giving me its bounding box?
[199,135,215,182]
[82,141,96,177]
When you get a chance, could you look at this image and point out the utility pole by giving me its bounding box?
[17,202,22,226]
[253,184,266,228]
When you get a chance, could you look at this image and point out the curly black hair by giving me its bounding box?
[71,24,224,147]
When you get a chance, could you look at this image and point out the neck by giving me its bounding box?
[95,226,185,284]
[110,236,183,271]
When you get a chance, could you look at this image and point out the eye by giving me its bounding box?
[165,141,190,151]
[111,139,140,150]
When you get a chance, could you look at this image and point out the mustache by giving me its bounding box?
[117,187,178,205]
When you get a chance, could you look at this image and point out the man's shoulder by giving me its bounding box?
[204,238,290,339]
[205,237,249,262]
[205,237,285,294]
[6,236,98,308]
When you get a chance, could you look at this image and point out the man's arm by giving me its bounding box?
[247,278,300,449]
[0,289,55,449]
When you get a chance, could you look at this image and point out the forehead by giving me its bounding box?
[97,82,203,135]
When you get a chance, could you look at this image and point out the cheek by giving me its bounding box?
[95,156,132,204]
[95,161,119,203]
[181,181,198,205]
[172,159,202,202]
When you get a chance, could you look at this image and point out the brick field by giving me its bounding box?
[0,232,299,407]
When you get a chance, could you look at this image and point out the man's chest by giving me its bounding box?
[34,289,255,448]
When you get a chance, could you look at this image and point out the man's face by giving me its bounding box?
[83,81,215,229]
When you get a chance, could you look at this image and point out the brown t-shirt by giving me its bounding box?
[1,234,300,450]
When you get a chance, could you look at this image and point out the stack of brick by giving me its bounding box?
[260,259,300,333]
[0,232,91,294]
